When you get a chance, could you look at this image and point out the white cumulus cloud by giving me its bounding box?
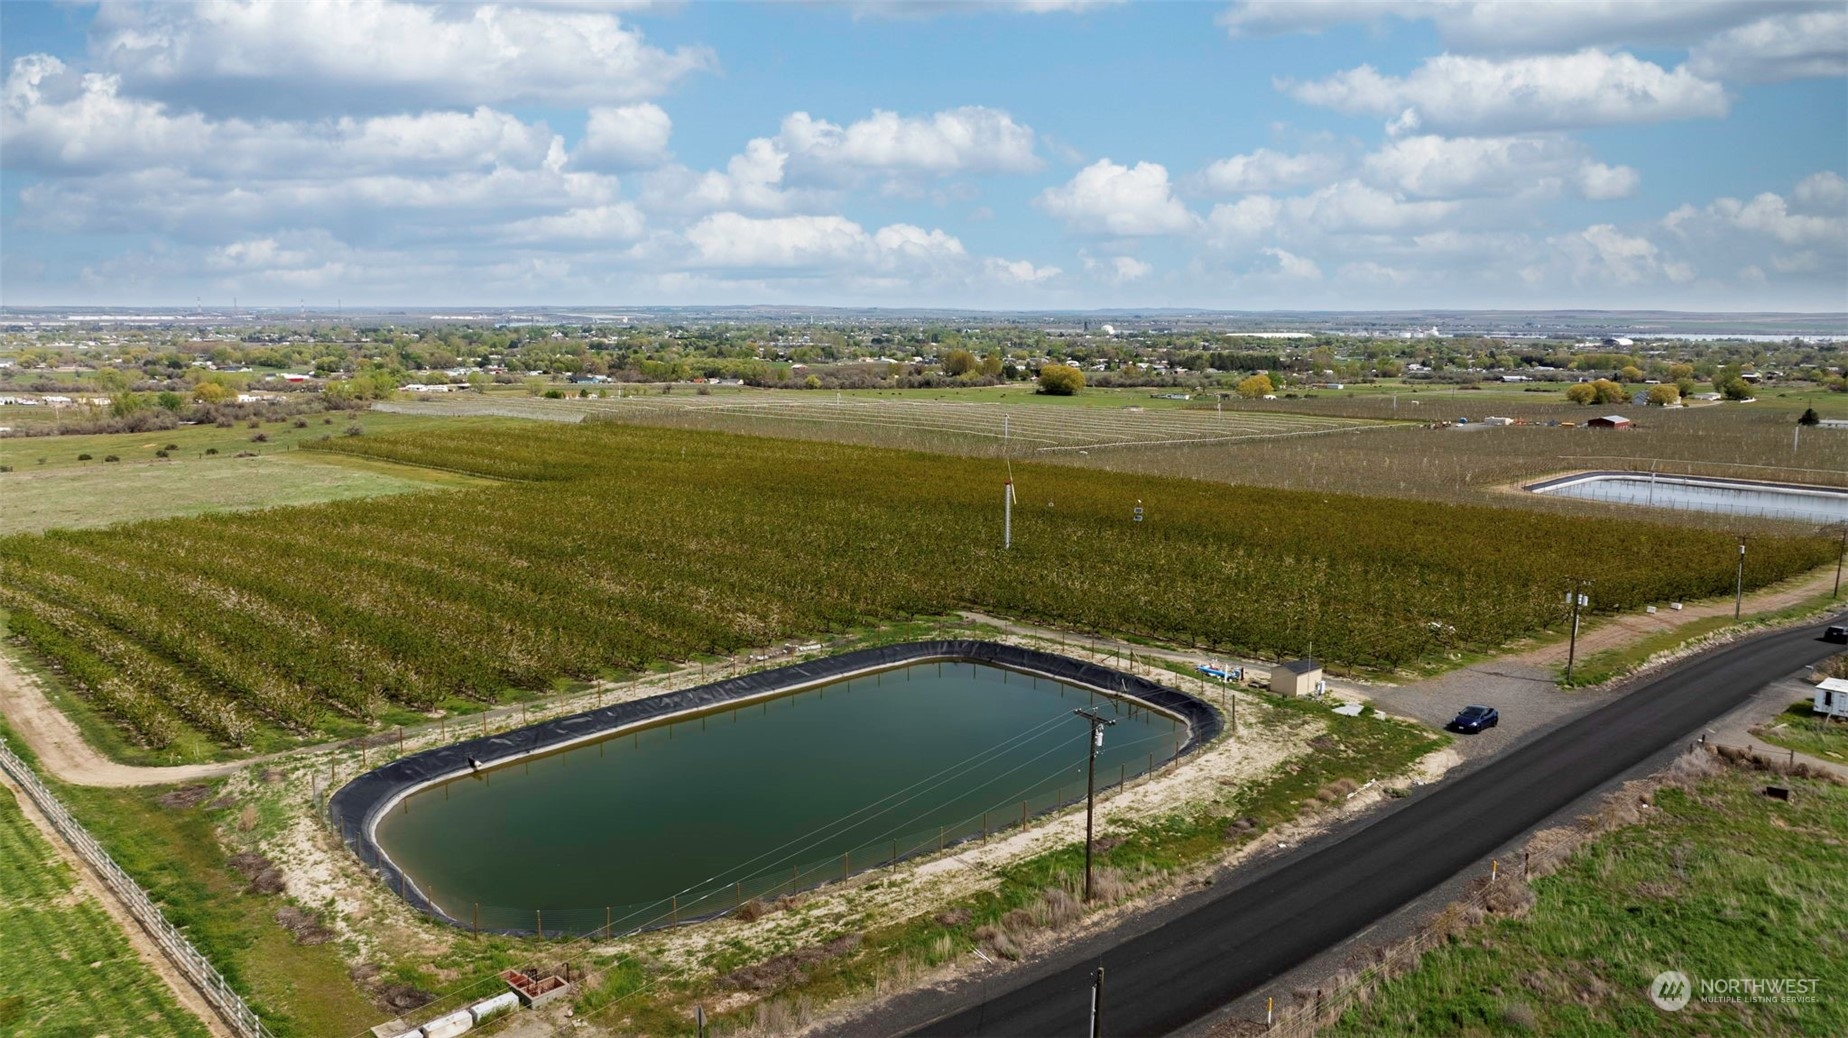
[2,57,563,177]
[1574,161,1640,200]
[1263,246,1322,280]
[684,212,966,274]
[1688,8,1848,82]
[1283,50,1728,135]
[1036,159,1198,235]
[986,258,1063,283]
[576,104,673,170]
[1284,180,1459,234]
[86,0,714,116]
[1361,134,1637,200]
[1220,1,1810,55]
[779,107,1040,175]
[1198,147,1337,193]
[1203,195,1283,244]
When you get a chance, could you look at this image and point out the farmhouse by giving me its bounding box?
[1587,415,1633,429]
[1270,658,1323,698]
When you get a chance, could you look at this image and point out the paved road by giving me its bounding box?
[905,615,1848,1038]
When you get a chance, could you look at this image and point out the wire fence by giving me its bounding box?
[1260,837,1581,1037]
[0,737,274,1038]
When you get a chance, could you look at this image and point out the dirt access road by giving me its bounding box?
[0,651,275,787]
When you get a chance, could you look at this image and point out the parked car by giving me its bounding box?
[1824,624,1848,644]
[1448,705,1499,733]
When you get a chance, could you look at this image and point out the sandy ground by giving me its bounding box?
[0,769,233,1038]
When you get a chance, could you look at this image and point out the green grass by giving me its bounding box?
[0,410,499,536]
[1752,700,1848,765]
[0,783,213,1038]
[0,451,492,536]
[50,777,384,1038]
[0,408,470,471]
[1326,769,1848,1037]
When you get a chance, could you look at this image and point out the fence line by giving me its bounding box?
[0,738,274,1038]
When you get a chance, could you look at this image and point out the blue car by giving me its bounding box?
[1448,705,1499,733]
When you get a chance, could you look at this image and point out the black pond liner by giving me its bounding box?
[328,639,1222,937]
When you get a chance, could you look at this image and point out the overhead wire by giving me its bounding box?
[547,724,1184,1037]
[335,684,1148,1038]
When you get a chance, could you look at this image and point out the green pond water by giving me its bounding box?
[373,660,1187,933]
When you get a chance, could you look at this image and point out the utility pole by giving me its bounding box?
[1072,708,1117,902]
[1089,965,1106,1038]
[1004,478,1015,550]
[1565,580,1591,684]
[1833,525,1845,599]
[1735,538,1747,619]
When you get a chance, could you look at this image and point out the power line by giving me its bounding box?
[336,707,1096,1038]
[540,725,1182,1038]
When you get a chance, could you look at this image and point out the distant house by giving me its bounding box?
[1270,658,1323,698]
[1588,415,1633,429]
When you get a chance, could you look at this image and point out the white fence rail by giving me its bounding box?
[0,738,274,1038]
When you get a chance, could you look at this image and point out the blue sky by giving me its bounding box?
[1,1,1844,309]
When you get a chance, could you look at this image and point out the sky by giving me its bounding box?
[1,0,1844,311]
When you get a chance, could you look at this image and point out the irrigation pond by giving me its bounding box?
[1527,472,1848,523]
[370,660,1188,934]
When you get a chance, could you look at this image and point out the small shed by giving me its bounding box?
[1270,658,1323,698]
[1815,678,1848,721]
[1588,415,1633,429]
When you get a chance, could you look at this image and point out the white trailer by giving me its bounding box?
[1815,678,1848,721]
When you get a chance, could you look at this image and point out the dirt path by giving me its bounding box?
[1514,565,1840,666]
[1,770,234,1038]
[0,649,274,788]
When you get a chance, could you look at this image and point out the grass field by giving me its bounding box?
[0,782,212,1038]
[0,412,498,535]
[0,452,491,536]
[1752,700,1848,765]
[0,408,470,470]
[1325,768,1848,1037]
[0,420,1831,755]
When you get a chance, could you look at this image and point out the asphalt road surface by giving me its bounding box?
[907,616,1848,1037]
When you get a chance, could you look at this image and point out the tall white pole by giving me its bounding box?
[1004,479,1013,550]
